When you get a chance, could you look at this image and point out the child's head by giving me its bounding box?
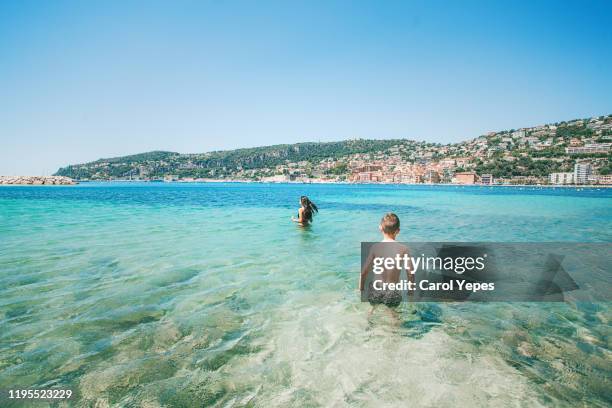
[380,213,400,238]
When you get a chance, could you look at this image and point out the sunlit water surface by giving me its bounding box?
[1,183,610,407]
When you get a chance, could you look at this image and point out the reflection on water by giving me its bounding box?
[0,183,610,407]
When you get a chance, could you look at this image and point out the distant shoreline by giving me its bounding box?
[2,176,610,188]
[45,179,612,188]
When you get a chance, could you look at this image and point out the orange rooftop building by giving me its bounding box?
[453,172,479,185]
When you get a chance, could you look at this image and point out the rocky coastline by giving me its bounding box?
[0,175,76,185]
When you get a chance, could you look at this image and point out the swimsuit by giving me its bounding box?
[367,283,402,308]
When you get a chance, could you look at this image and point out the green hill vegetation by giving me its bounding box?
[54,114,611,181]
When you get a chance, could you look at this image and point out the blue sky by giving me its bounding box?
[1,0,611,175]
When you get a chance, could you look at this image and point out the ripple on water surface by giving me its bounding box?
[0,183,611,406]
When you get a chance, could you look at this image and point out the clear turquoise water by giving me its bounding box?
[0,183,610,407]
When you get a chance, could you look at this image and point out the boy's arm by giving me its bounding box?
[360,250,375,291]
[404,247,415,285]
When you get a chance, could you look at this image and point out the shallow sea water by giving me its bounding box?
[0,183,610,407]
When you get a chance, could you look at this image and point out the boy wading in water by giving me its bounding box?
[360,213,413,320]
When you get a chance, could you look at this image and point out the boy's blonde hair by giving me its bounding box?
[380,213,400,234]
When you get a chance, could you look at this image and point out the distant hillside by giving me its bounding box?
[55,114,611,181]
[54,139,435,180]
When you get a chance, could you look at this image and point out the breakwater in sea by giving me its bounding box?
[0,175,76,185]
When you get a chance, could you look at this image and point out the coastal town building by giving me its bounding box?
[549,172,574,185]
[569,138,583,147]
[574,163,592,184]
[565,143,611,155]
[453,172,478,185]
[423,170,441,184]
[480,174,494,185]
[596,174,612,185]
[453,158,471,168]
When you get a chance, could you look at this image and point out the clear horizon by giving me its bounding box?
[1,0,611,175]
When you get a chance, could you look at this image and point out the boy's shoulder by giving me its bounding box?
[371,240,410,255]
[395,242,410,253]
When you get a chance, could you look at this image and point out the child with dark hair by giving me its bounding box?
[292,196,318,226]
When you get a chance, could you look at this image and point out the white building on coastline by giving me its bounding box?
[574,163,592,184]
[549,172,574,185]
[480,174,494,185]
